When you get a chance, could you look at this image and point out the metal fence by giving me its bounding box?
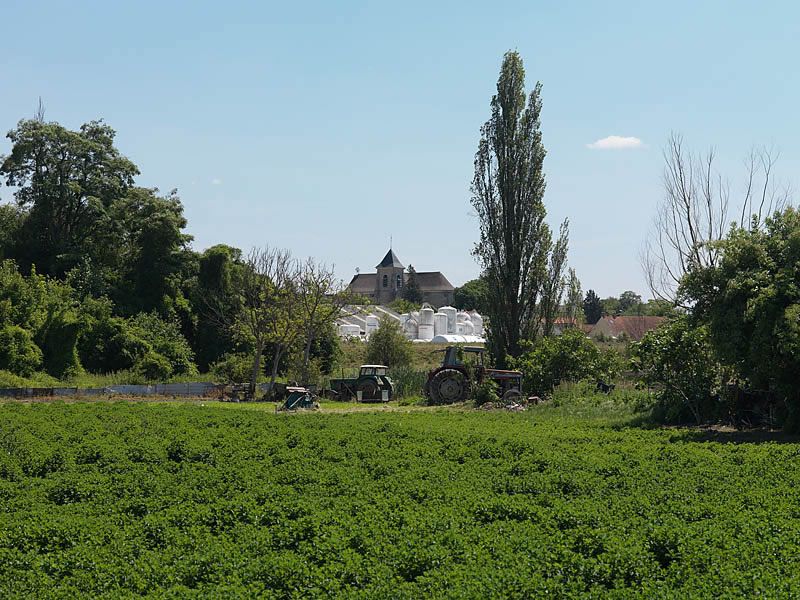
[0,382,245,399]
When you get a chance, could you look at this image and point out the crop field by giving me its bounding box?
[1,400,799,598]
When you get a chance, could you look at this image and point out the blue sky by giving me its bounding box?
[2,1,799,297]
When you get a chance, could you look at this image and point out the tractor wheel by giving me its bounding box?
[357,380,379,401]
[502,389,523,404]
[429,369,469,405]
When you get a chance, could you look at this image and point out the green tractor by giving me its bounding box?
[329,365,393,402]
[423,346,523,404]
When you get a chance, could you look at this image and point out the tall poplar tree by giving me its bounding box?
[471,51,566,364]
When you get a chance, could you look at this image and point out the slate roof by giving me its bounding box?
[348,273,379,293]
[413,271,455,292]
[346,271,455,293]
[376,249,404,269]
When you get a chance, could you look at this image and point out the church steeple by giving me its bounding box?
[376,249,404,269]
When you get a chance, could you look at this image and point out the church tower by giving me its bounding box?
[375,249,404,304]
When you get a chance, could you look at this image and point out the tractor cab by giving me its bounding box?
[359,365,388,377]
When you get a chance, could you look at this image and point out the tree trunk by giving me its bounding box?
[270,343,283,392]
[249,340,263,399]
[302,331,314,384]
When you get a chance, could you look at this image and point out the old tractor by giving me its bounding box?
[277,386,320,411]
[424,346,523,404]
[329,365,393,402]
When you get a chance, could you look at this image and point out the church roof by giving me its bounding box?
[348,273,378,293]
[414,271,455,291]
[376,249,404,269]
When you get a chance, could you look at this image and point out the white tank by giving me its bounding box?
[418,324,434,341]
[339,324,361,338]
[433,313,448,336]
[470,312,484,336]
[457,320,475,335]
[403,317,419,340]
[419,304,435,327]
[439,306,457,334]
[365,315,379,338]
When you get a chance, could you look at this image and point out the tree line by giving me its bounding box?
[0,113,345,393]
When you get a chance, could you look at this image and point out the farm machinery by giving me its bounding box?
[329,365,393,402]
[423,346,523,405]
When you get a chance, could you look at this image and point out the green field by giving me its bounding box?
[1,399,799,598]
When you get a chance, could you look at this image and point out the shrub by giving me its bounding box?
[513,329,622,397]
[129,313,197,376]
[389,365,427,399]
[210,353,258,384]
[472,379,500,407]
[135,352,173,381]
[630,316,722,424]
[0,325,43,377]
[366,317,412,368]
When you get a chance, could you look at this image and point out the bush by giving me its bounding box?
[135,352,173,381]
[129,313,197,376]
[79,310,149,374]
[0,325,43,377]
[513,329,622,397]
[472,379,500,407]
[630,316,722,424]
[37,309,84,378]
[210,353,258,384]
[389,365,427,399]
[366,317,412,368]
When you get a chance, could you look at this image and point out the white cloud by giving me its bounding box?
[586,135,644,150]
[211,178,222,185]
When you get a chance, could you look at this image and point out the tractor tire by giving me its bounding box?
[429,369,469,405]
[357,380,379,401]
[502,389,523,404]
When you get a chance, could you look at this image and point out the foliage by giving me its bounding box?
[513,329,622,397]
[0,325,42,376]
[540,220,570,337]
[0,118,138,277]
[563,268,583,325]
[388,298,421,315]
[210,352,261,384]
[365,317,412,368]
[471,51,568,365]
[1,402,800,596]
[401,265,423,304]
[108,187,193,316]
[680,207,800,427]
[193,245,242,369]
[630,316,722,424]
[453,276,489,313]
[582,289,602,325]
[128,313,197,377]
[472,378,500,406]
[387,365,427,399]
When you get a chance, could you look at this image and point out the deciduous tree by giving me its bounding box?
[471,51,568,364]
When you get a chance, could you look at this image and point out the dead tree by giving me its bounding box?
[296,258,348,383]
[209,246,300,397]
[642,133,790,307]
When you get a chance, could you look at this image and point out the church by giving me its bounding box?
[347,249,455,307]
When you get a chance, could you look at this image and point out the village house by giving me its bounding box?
[588,315,666,341]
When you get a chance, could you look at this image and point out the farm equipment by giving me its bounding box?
[278,386,320,411]
[424,346,523,404]
[329,365,393,402]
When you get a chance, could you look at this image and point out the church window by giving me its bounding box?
[396,274,402,288]
[382,274,388,288]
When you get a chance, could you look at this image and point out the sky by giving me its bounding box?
[2,1,799,297]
